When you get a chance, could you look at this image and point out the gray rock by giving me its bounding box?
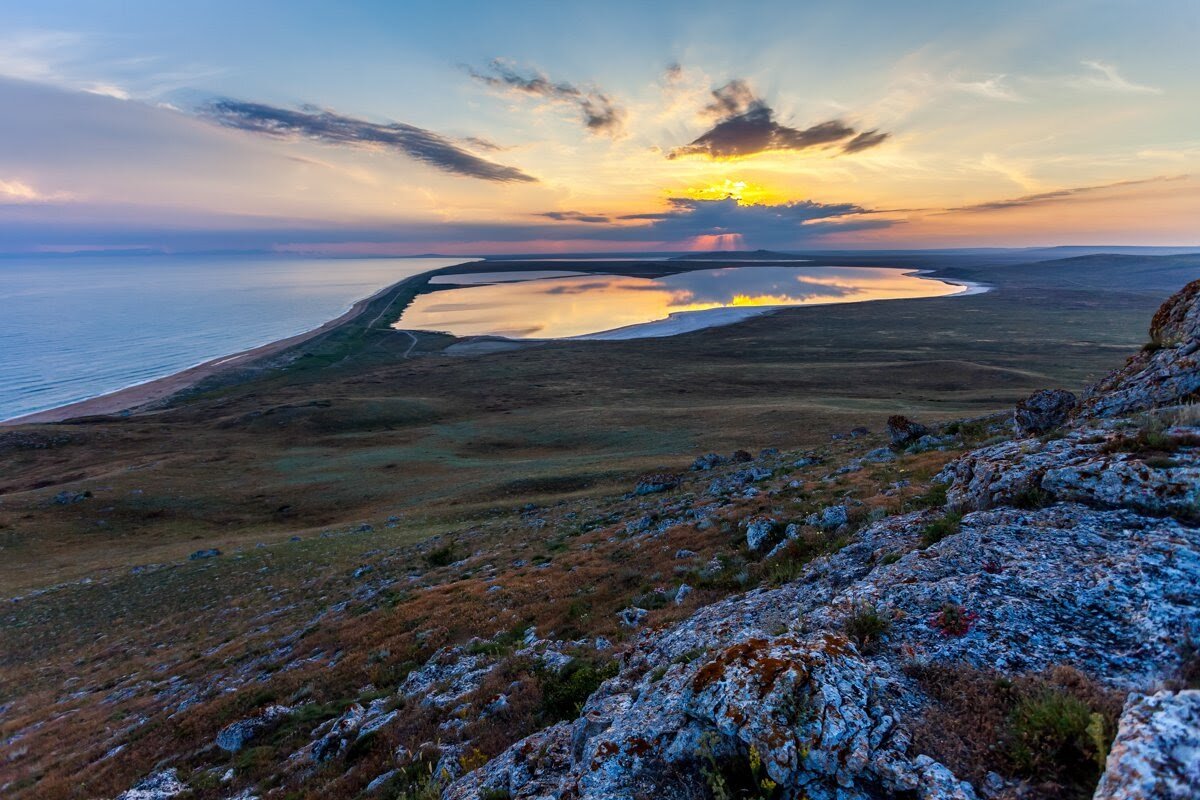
[744,516,779,553]
[364,770,397,793]
[674,584,692,605]
[1094,690,1200,800]
[1014,388,1077,435]
[887,415,929,446]
[216,704,292,752]
[819,504,849,529]
[189,548,221,560]
[864,447,896,463]
[634,473,679,495]
[618,607,648,628]
[691,453,727,471]
[115,769,186,800]
[673,549,696,560]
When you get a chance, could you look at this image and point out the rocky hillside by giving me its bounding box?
[94,280,1200,799]
[443,282,1200,800]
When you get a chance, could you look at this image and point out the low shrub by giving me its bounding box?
[425,544,457,568]
[931,602,977,636]
[843,603,892,653]
[920,511,963,548]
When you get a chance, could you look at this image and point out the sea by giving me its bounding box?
[0,256,470,421]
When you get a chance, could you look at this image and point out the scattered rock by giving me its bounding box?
[674,584,692,605]
[634,473,679,495]
[216,704,292,752]
[52,490,92,505]
[864,447,896,463]
[115,769,186,800]
[691,453,727,471]
[887,415,929,447]
[618,607,649,628]
[189,549,221,560]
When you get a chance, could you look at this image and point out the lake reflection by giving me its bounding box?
[396,266,968,339]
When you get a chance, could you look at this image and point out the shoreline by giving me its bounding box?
[4,263,987,426]
[1,277,415,426]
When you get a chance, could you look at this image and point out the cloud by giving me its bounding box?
[0,178,44,202]
[538,210,612,223]
[841,129,890,154]
[466,59,626,137]
[614,196,892,244]
[201,100,536,183]
[945,174,1188,213]
[1073,60,1162,95]
[669,80,887,159]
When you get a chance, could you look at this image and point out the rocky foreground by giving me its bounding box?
[111,280,1200,799]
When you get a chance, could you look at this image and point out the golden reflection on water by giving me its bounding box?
[395,266,966,339]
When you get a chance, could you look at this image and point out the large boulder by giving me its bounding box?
[1094,690,1200,800]
[1078,279,1200,418]
[1013,388,1076,435]
[216,704,292,752]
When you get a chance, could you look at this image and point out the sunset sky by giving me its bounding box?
[2,0,1198,254]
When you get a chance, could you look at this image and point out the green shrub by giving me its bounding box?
[920,511,963,547]
[537,657,618,722]
[1008,690,1110,793]
[425,544,457,567]
[906,482,948,510]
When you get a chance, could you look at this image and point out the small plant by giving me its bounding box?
[480,789,512,800]
[931,602,978,636]
[843,602,892,653]
[880,551,902,565]
[1011,485,1055,510]
[920,511,963,548]
[698,733,781,800]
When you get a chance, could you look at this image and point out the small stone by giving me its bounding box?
[189,548,221,560]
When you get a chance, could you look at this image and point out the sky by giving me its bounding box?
[1,0,1198,254]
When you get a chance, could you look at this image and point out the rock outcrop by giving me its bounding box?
[1078,278,1200,418]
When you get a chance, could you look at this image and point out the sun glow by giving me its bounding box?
[683,180,790,205]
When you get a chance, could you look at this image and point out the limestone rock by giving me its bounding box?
[1094,690,1200,800]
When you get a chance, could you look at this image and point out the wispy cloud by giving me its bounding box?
[537,210,612,223]
[466,59,626,137]
[944,174,1188,213]
[669,80,888,159]
[201,100,537,183]
[1071,60,1163,95]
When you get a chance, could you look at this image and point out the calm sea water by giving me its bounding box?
[0,256,470,420]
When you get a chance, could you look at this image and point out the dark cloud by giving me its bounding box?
[842,129,890,154]
[664,62,684,83]
[201,99,536,183]
[617,197,872,241]
[538,210,612,223]
[467,60,626,137]
[945,174,1189,213]
[670,80,888,159]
